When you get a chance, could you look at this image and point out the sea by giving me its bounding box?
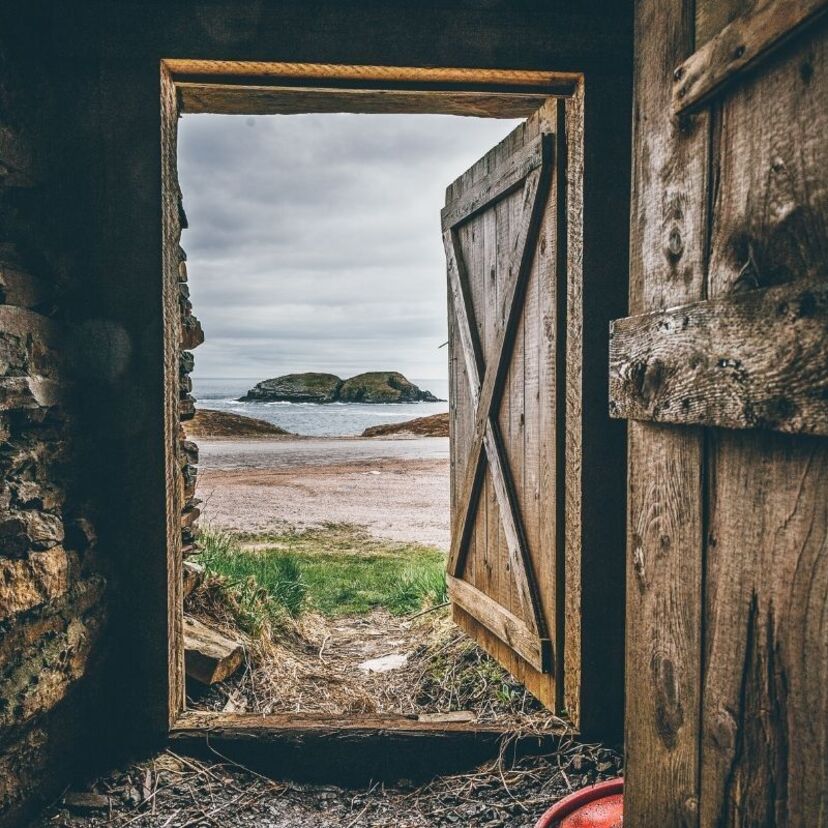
[192,377,450,438]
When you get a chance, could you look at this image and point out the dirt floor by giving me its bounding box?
[196,437,450,549]
[30,740,622,827]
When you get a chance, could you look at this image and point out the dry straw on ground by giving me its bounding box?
[186,576,558,730]
[34,737,621,827]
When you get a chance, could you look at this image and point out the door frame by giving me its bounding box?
[159,60,627,755]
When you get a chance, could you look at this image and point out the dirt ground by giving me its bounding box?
[30,740,622,828]
[196,437,450,550]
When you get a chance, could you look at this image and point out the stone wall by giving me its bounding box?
[176,196,203,559]
[0,38,107,823]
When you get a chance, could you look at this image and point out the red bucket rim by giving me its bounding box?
[534,777,624,828]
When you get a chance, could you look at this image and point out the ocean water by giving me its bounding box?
[192,377,450,437]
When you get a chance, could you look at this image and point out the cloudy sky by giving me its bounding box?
[178,113,521,381]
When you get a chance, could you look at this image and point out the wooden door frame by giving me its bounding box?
[160,60,627,757]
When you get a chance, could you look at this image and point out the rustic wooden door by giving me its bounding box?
[443,103,562,709]
[613,0,828,823]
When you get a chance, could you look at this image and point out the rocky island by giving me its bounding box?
[239,371,441,404]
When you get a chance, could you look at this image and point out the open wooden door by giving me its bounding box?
[443,102,563,709]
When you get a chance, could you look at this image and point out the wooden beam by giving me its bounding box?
[673,0,828,111]
[447,576,552,673]
[178,84,552,118]
[623,0,709,823]
[170,710,566,784]
[609,277,828,435]
[164,60,578,92]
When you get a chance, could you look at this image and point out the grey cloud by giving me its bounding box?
[178,112,521,379]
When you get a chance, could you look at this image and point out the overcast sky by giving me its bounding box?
[178,113,521,380]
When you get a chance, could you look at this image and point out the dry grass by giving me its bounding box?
[36,737,622,827]
[186,578,557,731]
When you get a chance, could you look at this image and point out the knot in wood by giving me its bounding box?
[666,226,684,261]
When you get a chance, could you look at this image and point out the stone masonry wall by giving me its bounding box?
[0,38,106,823]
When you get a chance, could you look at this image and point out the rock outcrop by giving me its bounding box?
[239,372,343,403]
[361,412,450,437]
[239,371,441,404]
[184,409,292,438]
[339,372,439,403]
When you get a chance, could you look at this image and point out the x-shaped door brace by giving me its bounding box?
[442,133,554,644]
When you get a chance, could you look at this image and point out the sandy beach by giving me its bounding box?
[196,436,451,549]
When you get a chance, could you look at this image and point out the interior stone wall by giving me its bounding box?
[0,35,108,823]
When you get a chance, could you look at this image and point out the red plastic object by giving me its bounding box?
[534,778,624,828]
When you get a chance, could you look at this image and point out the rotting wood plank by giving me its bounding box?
[609,277,828,435]
[674,0,828,111]
[183,616,243,686]
[624,0,709,824]
[447,575,550,673]
[161,63,186,729]
[182,561,204,599]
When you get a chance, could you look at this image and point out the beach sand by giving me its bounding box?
[196,436,450,550]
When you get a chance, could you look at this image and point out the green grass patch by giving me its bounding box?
[195,528,307,635]
[196,523,447,619]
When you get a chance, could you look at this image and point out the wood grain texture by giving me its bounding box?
[444,162,550,635]
[445,105,560,708]
[440,136,545,230]
[165,61,577,90]
[624,0,709,823]
[161,63,185,727]
[695,0,752,49]
[562,88,584,726]
[178,85,552,118]
[699,21,828,824]
[447,576,551,672]
[609,277,828,434]
[675,0,828,111]
[183,616,243,685]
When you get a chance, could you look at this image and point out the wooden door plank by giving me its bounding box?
[446,167,549,634]
[448,165,546,569]
[481,190,501,608]
[447,576,551,673]
[674,0,828,111]
[445,109,559,700]
[609,277,828,434]
[699,23,828,824]
[695,0,752,49]
[624,0,709,824]
[440,135,546,230]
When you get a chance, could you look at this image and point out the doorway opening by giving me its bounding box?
[160,63,622,770]
[175,108,567,730]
